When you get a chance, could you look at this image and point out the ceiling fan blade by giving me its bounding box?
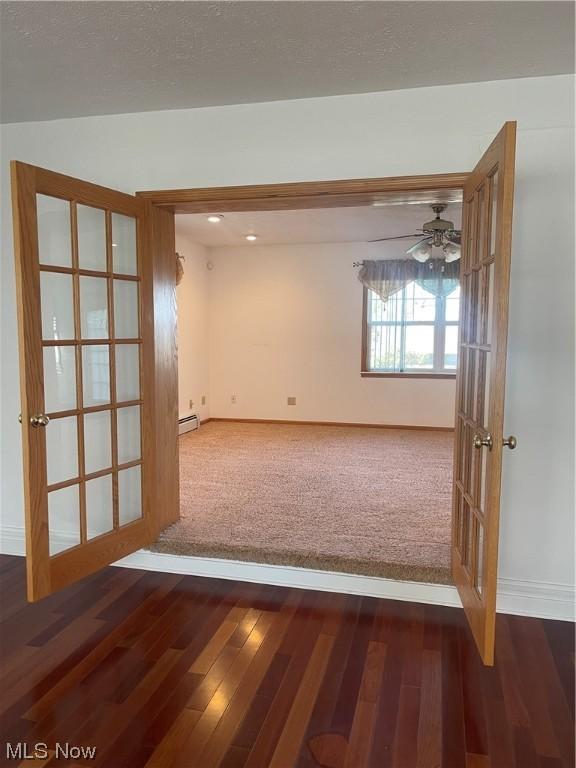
[406,237,433,250]
[368,233,426,243]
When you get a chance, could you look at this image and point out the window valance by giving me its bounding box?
[357,259,460,304]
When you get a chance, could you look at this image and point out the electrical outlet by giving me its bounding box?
[287,397,297,406]
[231,395,237,404]
[201,395,206,405]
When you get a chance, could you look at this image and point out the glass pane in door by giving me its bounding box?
[483,351,492,430]
[475,518,485,596]
[115,344,140,402]
[118,465,142,525]
[43,346,77,413]
[114,280,139,338]
[86,475,114,539]
[460,497,471,567]
[77,204,106,272]
[41,272,75,340]
[48,484,81,555]
[46,416,78,486]
[80,276,109,339]
[37,195,72,267]
[486,262,495,345]
[475,185,486,265]
[117,405,141,464]
[84,410,112,474]
[82,345,110,406]
[112,214,137,275]
[490,171,499,257]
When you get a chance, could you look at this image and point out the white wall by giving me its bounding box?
[175,234,210,422]
[207,241,455,426]
[1,75,574,593]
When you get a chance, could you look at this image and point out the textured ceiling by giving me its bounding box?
[1,1,574,124]
[176,202,463,248]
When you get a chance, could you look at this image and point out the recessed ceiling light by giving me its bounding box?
[207,214,224,223]
[245,234,258,241]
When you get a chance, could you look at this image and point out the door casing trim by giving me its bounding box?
[136,173,469,213]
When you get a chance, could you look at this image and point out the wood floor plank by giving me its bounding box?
[368,639,404,767]
[495,614,531,728]
[143,707,202,768]
[459,622,489,760]
[416,649,442,768]
[392,685,421,768]
[190,617,246,675]
[330,596,377,738]
[243,595,322,768]
[0,556,573,768]
[23,574,183,721]
[344,641,387,767]
[441,619,467,767]
[298,594,361,767]
[479,661,516,768]
[268,633,335,768]
[507,615,563,759]
[75,648,184,762]
[175,601,298,768]
[194,615,297,766]
[466,753,490,768]
[230,652,290,751]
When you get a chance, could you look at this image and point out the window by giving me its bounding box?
[363,281,460,374]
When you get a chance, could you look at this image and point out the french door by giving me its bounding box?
[12,139,517,665]
[11,162,178,601]
[452,122,517,665]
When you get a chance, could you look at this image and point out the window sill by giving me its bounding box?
[361,371,457,379]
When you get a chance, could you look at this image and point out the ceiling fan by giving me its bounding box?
[369,203,461,263]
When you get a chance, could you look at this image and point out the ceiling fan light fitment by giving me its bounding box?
[443,241,461,262]
[406,239,433,262]
[370,203,462,263]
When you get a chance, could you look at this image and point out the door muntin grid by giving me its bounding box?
[38,197,144,556]
[454,172,499,597]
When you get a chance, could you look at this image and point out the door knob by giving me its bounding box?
[503,435,517,449]
[473,433,493,450]
[30,414,50,428]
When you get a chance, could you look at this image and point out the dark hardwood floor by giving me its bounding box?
[0,556,573,768]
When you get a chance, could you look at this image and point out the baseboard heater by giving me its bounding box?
[179,414,200,435]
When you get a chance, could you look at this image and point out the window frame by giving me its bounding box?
[361,284,459,379]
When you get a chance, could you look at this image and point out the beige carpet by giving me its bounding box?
[150,421,454,584]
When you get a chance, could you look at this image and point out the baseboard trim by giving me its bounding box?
[1,525,573,620]
[208,418,454,432]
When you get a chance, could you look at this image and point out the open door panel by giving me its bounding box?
[452,122,517,665]
[11,161,178,601]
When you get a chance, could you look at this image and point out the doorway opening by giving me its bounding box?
[152,193,463,585]
[12,126,515,665]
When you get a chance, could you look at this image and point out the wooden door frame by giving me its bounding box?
[136,170,470,560]
[136,173,469,213]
